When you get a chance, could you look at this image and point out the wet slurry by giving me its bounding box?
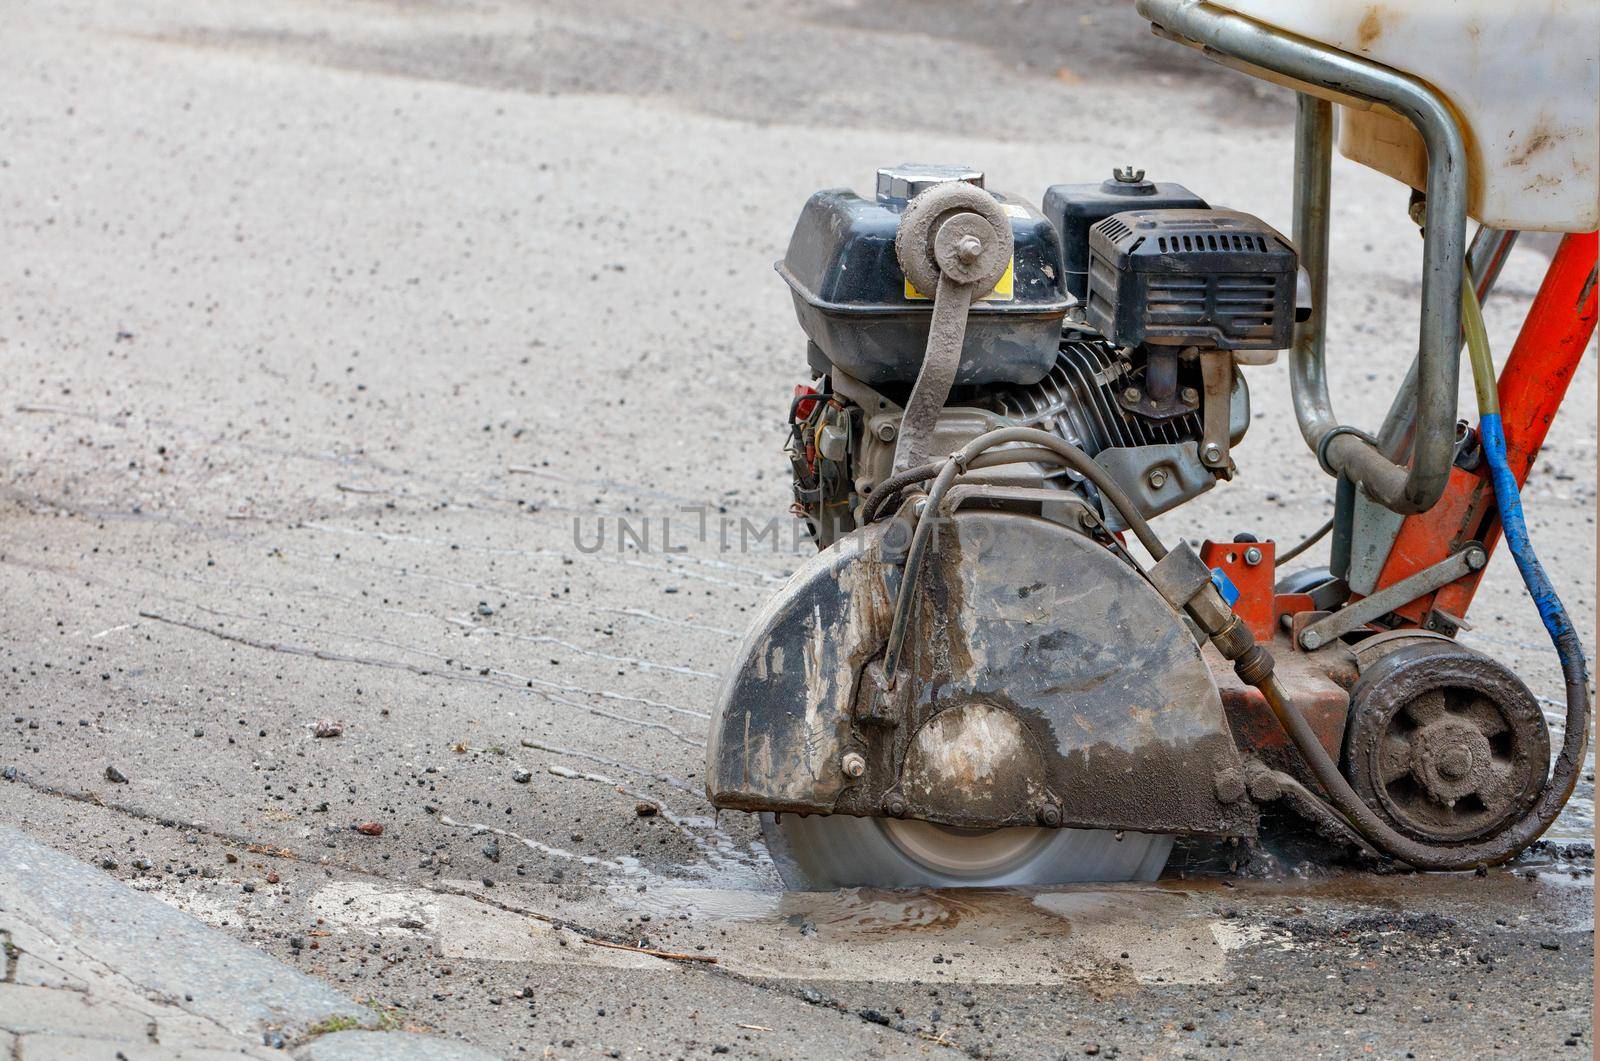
[1,0,1594,1056]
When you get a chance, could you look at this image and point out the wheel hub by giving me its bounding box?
[879,819,1054,878]
[1370,688,1530,841]
[1409,719,1493,804]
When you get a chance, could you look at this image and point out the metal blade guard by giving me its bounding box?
[706,511,1257,839]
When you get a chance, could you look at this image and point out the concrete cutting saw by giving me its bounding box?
[707,0,1598,888]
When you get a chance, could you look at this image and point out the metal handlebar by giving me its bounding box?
[1136,0,1469,514]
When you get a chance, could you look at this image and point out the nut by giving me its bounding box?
[1244,763,1282,802]
[1037,803,1062,827]
[1122,387,1141,403]
[1181,386,1200,404]
[882,794,907,818]
[1201,442,1224,464]
[1147,468,1168,490]
[1214,768,1247,804]
[1437,745,1473,781]
[875,421,897,442]
[840,752,866,779]
[1242,546,1263,566]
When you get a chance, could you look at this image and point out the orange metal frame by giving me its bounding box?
[1206,232,1598,641]
[1377,231,1598,628]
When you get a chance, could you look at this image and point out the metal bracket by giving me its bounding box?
[1197,349,1234,477]
[1147,541,1215,611]
[855,659,908,727]
[1094,441,1216,532]
[890,183,1013,474]
[1298,544,1487,650]
[940,483,1094,529]
[1345,489,1407,595]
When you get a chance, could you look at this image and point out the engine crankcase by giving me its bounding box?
[707,509,1257,838]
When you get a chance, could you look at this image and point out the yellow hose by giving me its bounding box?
[1460,269,1499,417]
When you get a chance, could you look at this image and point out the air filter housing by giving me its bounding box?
[1086,208,1297,350]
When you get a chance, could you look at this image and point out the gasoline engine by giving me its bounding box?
[782,165,1287,551]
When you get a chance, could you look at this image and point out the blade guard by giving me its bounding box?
[707,511,1257,838]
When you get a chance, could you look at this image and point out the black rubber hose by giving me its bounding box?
[861,462,939,526]
[1276,516,1334,565]
[1241,268,1589,869]
[945,427,1169,559]
[868,425,1585,868]
[881,457,962,678]
[878,427,1168,683]
[1246,266,1588,869]
[966,437,1586,867]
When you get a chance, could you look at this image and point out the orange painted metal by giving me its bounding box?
[1273,592,1315,631]
[1210,634,1357,780]
[1200,540,1277,641]
[1372,231,1598,626]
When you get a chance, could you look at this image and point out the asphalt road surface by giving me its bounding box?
[2,1,1594,1057]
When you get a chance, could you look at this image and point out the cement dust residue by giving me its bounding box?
[592,883,1250,986]
[302,880,662,968]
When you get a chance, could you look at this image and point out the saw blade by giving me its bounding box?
[760,812,1172,890]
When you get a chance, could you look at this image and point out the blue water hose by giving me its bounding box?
[1477,412,1582,655]
[1460,271,1589,830]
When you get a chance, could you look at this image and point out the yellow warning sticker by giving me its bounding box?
[904,258,1015,302]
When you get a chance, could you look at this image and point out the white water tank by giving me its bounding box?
[1211,0,1599,232]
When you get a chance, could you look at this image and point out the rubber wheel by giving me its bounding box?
[1275,565,1335,595]
[1343,642,1550,845]
[760,813,1173,890]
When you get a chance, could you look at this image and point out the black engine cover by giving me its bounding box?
[1086,208,1298,351]
[1042,175,1209,301]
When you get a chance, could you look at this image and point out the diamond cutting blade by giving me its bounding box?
[759,812,1172,890]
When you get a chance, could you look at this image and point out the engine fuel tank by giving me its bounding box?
[706,509,1258,839]
[777,165,1073,388]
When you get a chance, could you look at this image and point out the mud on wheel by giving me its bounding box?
[1343,641,1551,846]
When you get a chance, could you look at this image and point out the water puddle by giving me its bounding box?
[146,856,1587,994]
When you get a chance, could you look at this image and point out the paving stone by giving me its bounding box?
[10,952,91,992]
[0,827,366,1038]
[5,940,92,998]
[17,1031,262,1059]
[5,925,94,992]
[1,831,485,1060]
[0,984,152,1040]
